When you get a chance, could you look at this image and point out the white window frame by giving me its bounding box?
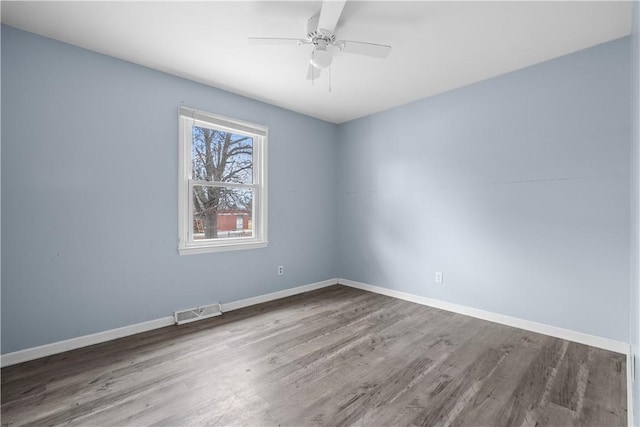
[178,106,268,255]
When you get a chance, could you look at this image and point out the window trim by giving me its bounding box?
[178,106,268,255]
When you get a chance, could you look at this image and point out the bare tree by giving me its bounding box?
[191,126,253,239]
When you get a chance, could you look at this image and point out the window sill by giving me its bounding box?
[178,240,268,256]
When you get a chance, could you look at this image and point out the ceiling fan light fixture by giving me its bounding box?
[310,47,332,69]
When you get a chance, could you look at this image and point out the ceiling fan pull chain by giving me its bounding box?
[329,66,332,92]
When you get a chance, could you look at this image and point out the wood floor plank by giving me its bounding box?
[0,285,627,426]
[446,331,550,427]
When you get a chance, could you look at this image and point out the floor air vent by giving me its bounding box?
[174,302,222,325]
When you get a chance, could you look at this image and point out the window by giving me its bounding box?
[178,106,267,255]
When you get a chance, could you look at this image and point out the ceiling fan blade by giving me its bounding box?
[306,64,322,80]
[248,37,304,46]
[337,40,391,58]
[317,0,346,33]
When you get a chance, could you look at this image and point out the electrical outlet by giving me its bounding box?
[435,272,443,284]
[277,265,284,276]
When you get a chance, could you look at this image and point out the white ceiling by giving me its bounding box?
[1,1,633,124]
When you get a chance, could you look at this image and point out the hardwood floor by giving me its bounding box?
[1,285,627,426]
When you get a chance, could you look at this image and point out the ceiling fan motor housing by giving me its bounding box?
[306,13,335,44]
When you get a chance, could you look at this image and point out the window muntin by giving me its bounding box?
[179,107,267,254]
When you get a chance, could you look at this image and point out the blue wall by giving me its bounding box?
[337,38,631,342]
[631,1,639,424]
[1,26,338,353]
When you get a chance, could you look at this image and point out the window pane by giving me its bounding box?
[191,125,253,184]
[192,185,253,240]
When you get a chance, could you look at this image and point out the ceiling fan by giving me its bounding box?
[248,0,391,81]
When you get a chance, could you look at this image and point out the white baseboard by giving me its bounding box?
[0,278,339,368]
[221,278,338,312]
[338,278,629,355]
[0,316,176,368]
